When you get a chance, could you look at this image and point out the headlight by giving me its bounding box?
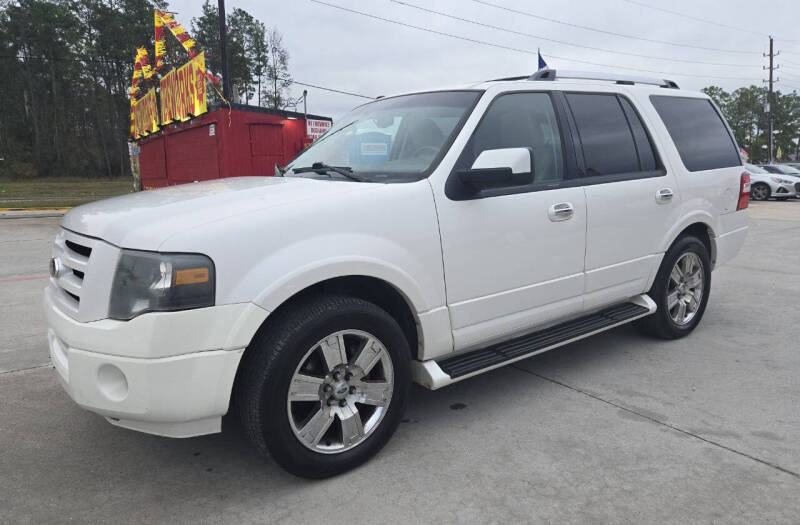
[109,250,215,320]
[771,176,790,184]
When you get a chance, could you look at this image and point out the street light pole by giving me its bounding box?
[218,0,232,101]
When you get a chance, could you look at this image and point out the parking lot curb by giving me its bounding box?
[0,208,69,219]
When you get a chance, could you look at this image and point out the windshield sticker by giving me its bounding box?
[360,143,389,156]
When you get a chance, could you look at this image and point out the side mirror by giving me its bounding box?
[458,147,534,191]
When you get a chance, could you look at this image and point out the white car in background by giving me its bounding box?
[759,164,800,199]
[746,163,798,201]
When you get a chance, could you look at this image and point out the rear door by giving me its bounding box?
[562,92,680,311]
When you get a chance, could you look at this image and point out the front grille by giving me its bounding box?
[795,182,800,192]
[65,239,92,258]
[52,232,93,311]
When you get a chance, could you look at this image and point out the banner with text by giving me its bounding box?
[131,87,160,138]
[160,52,208,124]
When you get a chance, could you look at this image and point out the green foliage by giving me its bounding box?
[191,1,293,109]
[703,85,800,163]
[0,160,38,179]
[0,0,287,179]
[0,0,166,179]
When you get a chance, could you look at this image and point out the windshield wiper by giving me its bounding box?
[291,162,368,182]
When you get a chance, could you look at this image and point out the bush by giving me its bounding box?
[0,161,38,180]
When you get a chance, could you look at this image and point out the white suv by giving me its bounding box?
[44,70,750,478]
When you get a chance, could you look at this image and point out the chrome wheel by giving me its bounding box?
[287,329,394,454]
[667,252,704,326]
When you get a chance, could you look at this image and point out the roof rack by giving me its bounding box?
[529,69,679,89]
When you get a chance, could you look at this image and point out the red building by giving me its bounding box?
[135,104,332,189]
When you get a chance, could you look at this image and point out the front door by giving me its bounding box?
[433,92,587,351]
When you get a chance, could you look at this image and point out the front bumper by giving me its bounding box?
[772,183,797,198]
[44,287,268,437]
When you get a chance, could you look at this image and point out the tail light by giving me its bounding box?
[737,172,750,210]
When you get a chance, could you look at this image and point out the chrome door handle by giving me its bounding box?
[548,202,574,221]
[656,188,674,203]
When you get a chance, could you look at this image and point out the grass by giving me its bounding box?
[0,177,133,209]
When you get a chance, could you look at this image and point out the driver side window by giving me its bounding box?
[459,92,565,182]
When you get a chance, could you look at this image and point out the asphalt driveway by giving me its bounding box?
[1,201,798,523]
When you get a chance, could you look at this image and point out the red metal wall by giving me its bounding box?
[137,106,330,189]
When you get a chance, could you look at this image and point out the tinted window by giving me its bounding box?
[463,92,564,182]
[650,96,741,172]
[566,93,639,176]
[620,97,657,172]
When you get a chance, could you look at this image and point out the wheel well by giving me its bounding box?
[253,276,421,360]
[676,223,716,267]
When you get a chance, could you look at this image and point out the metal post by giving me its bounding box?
[768,36,774,164]
[218,0,232,101]
[303,89,308,120]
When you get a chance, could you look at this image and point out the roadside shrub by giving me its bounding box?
[0,161,38,180]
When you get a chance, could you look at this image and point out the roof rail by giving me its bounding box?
[529,69,679,89]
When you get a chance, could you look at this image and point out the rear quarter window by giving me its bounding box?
[650,96,741,172]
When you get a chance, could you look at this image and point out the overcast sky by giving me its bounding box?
[167,0,800,120]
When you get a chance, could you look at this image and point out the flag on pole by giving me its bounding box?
[538,49,548,70]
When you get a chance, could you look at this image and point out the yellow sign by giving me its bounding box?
[160,52,208,124]
[131,88,160,138]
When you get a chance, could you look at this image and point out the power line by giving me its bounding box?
[290,80,375,99]
[391,0,761,68]
[622,0,800,44]
[312,1,760,82]
[469,0,759,55]
[620,0,767,38]
[0,54,375,99]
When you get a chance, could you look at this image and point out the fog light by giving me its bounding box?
[97,364,128,402]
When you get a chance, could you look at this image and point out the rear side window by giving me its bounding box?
[565,94,638,176]
[650,96,741,172]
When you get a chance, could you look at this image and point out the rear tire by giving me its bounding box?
[236,294,411,478]
[635,235,711,339]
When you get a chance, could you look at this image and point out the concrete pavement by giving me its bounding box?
[1,201,799,523]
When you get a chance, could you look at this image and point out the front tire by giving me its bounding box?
[750,182,771,201]
[635,235,711,339]
[236,294,411,478]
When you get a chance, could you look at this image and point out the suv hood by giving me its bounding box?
[62,177,378,249]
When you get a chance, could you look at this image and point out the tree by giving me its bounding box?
[703,85,800,163]
[262,27,292,110]
[0,0,293,180]
[0,0,167,179]
[191,0,249,103]
[228,8,267,105]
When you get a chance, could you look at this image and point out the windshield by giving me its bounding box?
[776,165,800,175]
[765,165,800,175]
[286,91,481,182]
[745,163,768,174]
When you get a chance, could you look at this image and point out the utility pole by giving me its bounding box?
[763,36,780,163]
[218,0,232,101]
